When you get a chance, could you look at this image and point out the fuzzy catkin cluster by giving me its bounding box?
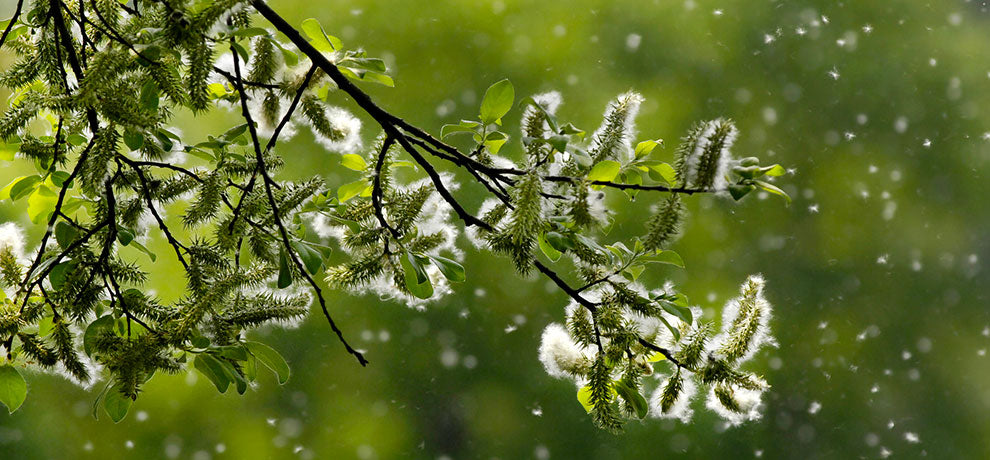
[539,276,775,430]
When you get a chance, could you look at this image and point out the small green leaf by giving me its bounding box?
[646,352,667,363]
[84,315,116,357]
[728,184,755,201]
[537,233,562,262]
[49,262,74,290]
[647,162,677,184]
[337,180,367,202]
[548,135,568,153]
[128,239,157,262]
[622,264,645,282]
[291,241,323,275]
[634,139,663,159]
[440,122,478,139]
[140,80,160,111]
[587,161,621,183]
[116,228,135,246]
[301,18,342,52]
[659,300,693,325]
[27,185,58,224]
[277,248,292,289]
[643,250,684,268]
[244,341,290,385]
[0,365,27,414]
[103,385,131,423]
[577,384,617,414]
[54,222,78,249]
[401,251,433,299]
[194,354,231,393]
[480,79,514,125]
[762,164,786,177]
[613,379,649,419]
[37,315,55,337]
[7,175,41,201]
[123,128,144,151]
[340,154,368,171]
[754,180,791,204]
[544,231,575,252]
[429,255,465,282]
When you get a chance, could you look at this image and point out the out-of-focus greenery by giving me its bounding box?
[2,0,989,458]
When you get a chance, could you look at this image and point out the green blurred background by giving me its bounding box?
[2,0,990,458]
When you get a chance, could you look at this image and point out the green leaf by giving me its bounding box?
[754,180,791,204]
[271,39,299,66]
[277,248,292,289]
[440,122,479,139]
[401,252,433,299]
[244,341,290,385]
[548,135,568,153]
[140,80,160,111]
[728,184,755,201]
[84,315,116,357]
[646,352,667,363]
[116,228,135,246]
[479,79,514,125]
[587,161,621,183]
[577,384,616,414]
[7,175,41,201]
[643,250,684,268]
[762,164,786,177]
[194,354,231,393]
[128,239,157,262]
[26,185,57,224]
[483,131,508,154]
[123,128,144,151]
[613,379,649,419]
[337,180,367,202]
[428,255,465,282]
[341,57,387,73]
[357,71,394,87]
[216,358,248,395]
[291,241,323,275]
[340,154,368,171]
[0,365,27,414]
[301,18,342,52]
[103,385,131,423]
[544,231,575,252]
[49,262,74,290]
[36,315,55,337]
[659,300,693,325]
[622,264,645,282]
[646,162,677,184]
[634,139,663,159]
[537,233,562,262]
[54,221,78,249]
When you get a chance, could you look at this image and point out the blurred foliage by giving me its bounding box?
[1,0,989,458]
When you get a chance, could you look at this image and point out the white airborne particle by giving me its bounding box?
[713,9,723,16]
[808,401,822,414]
[828,67,840,80]
[904,432,920,443]
[862,24,873,34]
[922,139,931,148]
[626,33,642,51]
